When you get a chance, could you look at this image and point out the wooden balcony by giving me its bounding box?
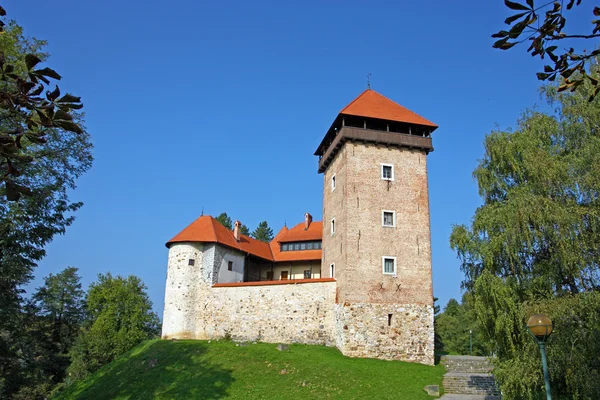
[317,126,433,173]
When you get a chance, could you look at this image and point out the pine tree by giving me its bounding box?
[251,221,274,243]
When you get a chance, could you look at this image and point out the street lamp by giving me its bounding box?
[527,314,553,400]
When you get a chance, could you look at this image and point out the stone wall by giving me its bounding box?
[335,303,434,365]
[163,277,337,345]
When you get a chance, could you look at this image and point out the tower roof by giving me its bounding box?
[339,89,437,128]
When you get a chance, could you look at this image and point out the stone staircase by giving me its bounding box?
[439,355,501,400]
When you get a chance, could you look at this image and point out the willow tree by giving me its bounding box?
[450,61,600,398]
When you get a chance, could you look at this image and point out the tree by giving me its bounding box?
[251,221,274,242]
[0,16,92,399]
[214,212,249,235]
[215,212,232,230]
[493,0,600,100]
[66,273,160,384]
[9,268,85,399]
[434,295,492,356]
[450,63,600,398]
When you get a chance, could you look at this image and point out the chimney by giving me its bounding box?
[233,220,241,241]
[304,212,313,230]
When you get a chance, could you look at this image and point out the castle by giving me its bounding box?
[162,89,437,365]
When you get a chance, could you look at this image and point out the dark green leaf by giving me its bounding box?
[526,0,534,7]
[34,67,61,80]
[55,120,84,134]
[58,102,84,110]
[54,110,74,121]
[57,93,81,103]
[505,12,528,25]
[25,54,42,70]
[505,0,530,10]
[492,30,510,38]
[46,85,60,101]
[0,6,6,16]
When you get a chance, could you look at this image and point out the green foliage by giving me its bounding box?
[251,220,274,242]
[434,295,492,356]
[240,223,250,236]
[65,274,160,385]
[55,340,445,400]
[215,212,232,230]
[0,17,92,399]
[450,62,600,399]
[493,0,600,100]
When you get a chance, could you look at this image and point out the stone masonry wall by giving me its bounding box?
[192,281,337,345]
[335,303,434,365]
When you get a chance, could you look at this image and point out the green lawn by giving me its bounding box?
[55,339,445,399]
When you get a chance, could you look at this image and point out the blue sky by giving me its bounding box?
[6,0,590,314]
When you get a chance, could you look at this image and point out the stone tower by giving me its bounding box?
[315,89,437,365]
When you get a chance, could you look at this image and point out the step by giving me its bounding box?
[441,355,494,374]
[443,373,501,396]
[440,395,502,400]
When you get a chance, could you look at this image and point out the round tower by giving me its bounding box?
[162,242,204,339]
[315,89,437,365]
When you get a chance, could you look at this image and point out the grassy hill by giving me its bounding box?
[55,339,445,399]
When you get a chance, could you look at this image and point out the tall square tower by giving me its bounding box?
[315,89,437,364]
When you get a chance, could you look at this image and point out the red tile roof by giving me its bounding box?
[277,221,322,243]
[167,216,323,262]
[340,89,437,128]
[167,216,272,260]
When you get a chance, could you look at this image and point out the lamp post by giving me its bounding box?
[527,314,553,400]
[469,329,472,356]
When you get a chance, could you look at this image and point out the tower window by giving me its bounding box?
[331,218,336,235]
[188,259,195,266]
[331,174,336,191]
[382,256,397,275]
[228,261,233,271]
[381,163,394,180]
[330,263,335,278]
[382,210,396,227]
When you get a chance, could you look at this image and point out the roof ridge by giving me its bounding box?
[208,216,219,242]
[340,89,370,114]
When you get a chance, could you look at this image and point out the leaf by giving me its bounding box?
[594,7,600,16]
[35,109,52,126]
[0,6,6,16]
[55,120,83,134]
[537,72,550,80]
[58,102,84,110]
[33,67,61,80]
[492,30,510,38]
[544,65,553,72]
[6,181,21,201]
[46,85,60,101]
[505,12,528,25]
[505,0,530,10]
[589,85,600,102]
[30,84,43,97]
[526,0,534,7]
[25,54,42,70]
[57,93,81,103]
[54,110,74,121]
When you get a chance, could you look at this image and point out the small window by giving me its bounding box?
[330,263,335,278]
[228,261,233,271]
[281,271,288,280]
[381,164,394,180]
[382,210,396,227]
[266,271,274,280]
[331,174,336,191]
[188,259,195,266]
[382,256,397,275]
[331,218,336,235]
[304,270,311,279]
